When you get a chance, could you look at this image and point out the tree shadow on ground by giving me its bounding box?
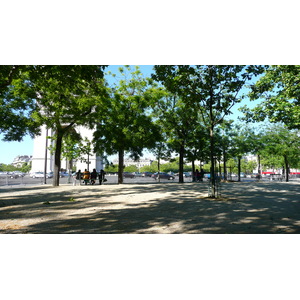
[1,182,300,234]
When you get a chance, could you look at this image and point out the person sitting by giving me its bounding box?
[83,169,91,185]
[90,169,98,185]
[195,169,200,182]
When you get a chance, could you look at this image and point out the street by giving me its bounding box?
[1,173,294,187]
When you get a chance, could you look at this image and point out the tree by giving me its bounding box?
[0,66,40,141]
[21,162,31,173]
[150,140,171,182]
[185,124,210,181]
[217,120,234,180]
[230,124,256,181]
[93,66,162,184]
[260,124,300,182]
[3,65,108,186]
[124,165,138,172]
[104,163,119,173]
[153,65,263,197]
[151,93,200,183]
[140,161,158,173]
[244,65,300,129]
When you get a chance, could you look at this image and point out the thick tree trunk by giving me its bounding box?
[118,149,124,184]
[179,144,184,183]
[53,130,64,187]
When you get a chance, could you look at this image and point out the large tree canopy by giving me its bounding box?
[153,65,263,197]
[1,65,108,186]
[243,65,300,129]
[0,66,39,141]
[93,66,162,184]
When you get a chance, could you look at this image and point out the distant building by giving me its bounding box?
[112,157,166,170]
[12,155,32,167]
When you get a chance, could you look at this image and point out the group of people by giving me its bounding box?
[74,169,106,185]
[194,168,204,182]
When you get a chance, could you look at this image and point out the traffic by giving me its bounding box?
[0,171,290,187]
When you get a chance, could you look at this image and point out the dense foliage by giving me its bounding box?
[2,65,300,192]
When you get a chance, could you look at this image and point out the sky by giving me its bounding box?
[0,65,261,165]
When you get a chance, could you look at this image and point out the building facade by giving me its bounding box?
[31,125,103,173]
[12,155,32,168]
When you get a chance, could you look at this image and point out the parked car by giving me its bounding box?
[183,172,192,177]
[30,172,45,178]
[174,172,191,177]
[151,172,175,180]
[12,171,25,177]
[123,172,136,178]
[47,172,54,178]
[251,173,259,178]
[0,172,8,178]
[7,172,19,179]
[134,172,143,177]
[59,172,68,178]
[142,172,153,177]
[204,173,211,179]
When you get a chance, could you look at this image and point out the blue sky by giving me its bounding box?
[1,65,260,165]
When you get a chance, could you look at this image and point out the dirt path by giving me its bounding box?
[1,181,300,233]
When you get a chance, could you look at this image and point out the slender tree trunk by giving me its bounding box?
[223,148,227,180]
[284,155,289,182]
[237,157,241,182]
[208,67,216,197]
[192,160,195,182]
[258,154,261,180]
[210,126,216,197]
[53,130,64,187]
[158,157,161,183]
[179,144,184,183]
[118,149,124,184]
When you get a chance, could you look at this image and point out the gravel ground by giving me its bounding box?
[1,180,300,233]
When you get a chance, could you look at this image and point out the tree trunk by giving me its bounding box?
[118,149,124,184]
[258,154,261,180]
[53,130,64,187]
[192,160,195,182]
[284,155,289,182]
[179,144,184,183]
[156,157,161,182]
[237,157,241,182]
[209,126,216,197]
[223,148,227,181]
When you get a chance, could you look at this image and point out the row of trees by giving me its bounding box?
[1,65,300,197]
[0,162,31,173]
[109,122,300,181]
[104,158,258,175]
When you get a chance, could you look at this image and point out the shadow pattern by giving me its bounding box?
[1,182,300,234]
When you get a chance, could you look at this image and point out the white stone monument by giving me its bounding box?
[31,125,103,173]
